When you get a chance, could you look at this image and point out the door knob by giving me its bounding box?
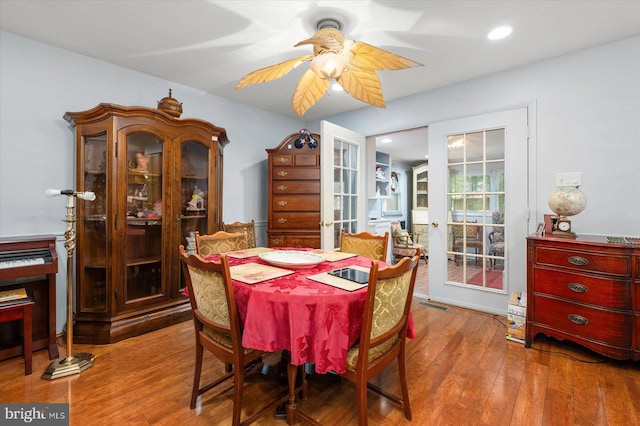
[431,221,439,227]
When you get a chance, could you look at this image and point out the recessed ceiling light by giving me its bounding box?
[380,138,392,143]
[488,26,512,41]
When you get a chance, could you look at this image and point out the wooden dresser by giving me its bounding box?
[526,235,639,360]
[266,132,321,249]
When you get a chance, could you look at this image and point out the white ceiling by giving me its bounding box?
[2,1,639,163]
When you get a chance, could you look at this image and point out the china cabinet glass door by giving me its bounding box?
[414,165,428,209]
[123,132,165,307]
[81,133,108,312]
[177,140,211,290]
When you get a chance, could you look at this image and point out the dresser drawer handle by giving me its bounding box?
[278,171,288,177]
[277,157,289,164]
[277,201,288,207]
[273,239,282,245]
[568,314,589,325]
[568,283,588,293]
[277,218,288,224]
[568,256,589,266]
[276,185,288,191]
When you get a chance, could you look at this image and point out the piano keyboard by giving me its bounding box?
[0,248,52,269]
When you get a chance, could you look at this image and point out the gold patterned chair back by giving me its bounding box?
[222,220,256,248]
[184,258,231,340]
[179,246,289,424]
[340,229,389,261]
[195,230,249,257]
[340,251,420,424]
[345,251,420,371]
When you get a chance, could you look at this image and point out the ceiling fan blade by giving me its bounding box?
[291,69,330,116]
[236,54,314,89]
[337,67,386,109]
[346,40,423,70]
[294,28,345,54]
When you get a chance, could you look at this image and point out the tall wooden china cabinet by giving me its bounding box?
[266,132,321,248]
[65,102,229,344]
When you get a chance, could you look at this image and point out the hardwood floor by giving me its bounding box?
[2,277,639,425]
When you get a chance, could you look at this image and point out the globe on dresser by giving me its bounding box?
[547,186,587,238]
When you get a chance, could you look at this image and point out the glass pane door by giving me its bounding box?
[447,129,505,289]
[427,108,528,314]
[320,121,366,250]
[331,138,359,245]
[124,132,164,306]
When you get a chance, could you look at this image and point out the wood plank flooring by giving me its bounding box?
[2,274,639,425]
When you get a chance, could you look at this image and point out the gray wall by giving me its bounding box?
[0,31,304,331]
[315,36,640,237]
[2,30,639,330]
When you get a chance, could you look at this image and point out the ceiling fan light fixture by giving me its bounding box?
[235,15,423,116]
[315,17,343,31]
[310,53,348,79]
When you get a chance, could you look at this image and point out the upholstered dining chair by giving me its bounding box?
[390,221,427,265]
[339,251,420,426]
[179,246,288,425]
[452,221,483,265]
[339,229,389,261]
[195,230,249,257]
[222,220,256,248]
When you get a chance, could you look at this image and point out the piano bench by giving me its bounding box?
[0,301,36,375]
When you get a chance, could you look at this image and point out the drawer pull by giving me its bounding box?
[276,185,288,191]
[277,157,289,164]
[568,256,589,266]
[277,218,288,224]
[277,201,288,207]
[568,283,588,293]
[568,314,589,325]
[278,171,288,177]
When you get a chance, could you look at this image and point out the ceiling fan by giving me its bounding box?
[236,18,423,116]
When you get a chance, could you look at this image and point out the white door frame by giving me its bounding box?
[427,106,537,315]
[320,121,367,250]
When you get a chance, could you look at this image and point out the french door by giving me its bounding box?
[320,121,366,250]
[428,108,529,313]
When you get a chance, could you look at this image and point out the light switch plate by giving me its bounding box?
[556,172,581,187]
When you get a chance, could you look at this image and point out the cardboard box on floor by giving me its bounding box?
[506,291,526,344]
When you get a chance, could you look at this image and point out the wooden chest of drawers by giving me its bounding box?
[526,235,639,360]
[266,133,321,249]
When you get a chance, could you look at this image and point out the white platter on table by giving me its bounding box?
[258,250,326,269]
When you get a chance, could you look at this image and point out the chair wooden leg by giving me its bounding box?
[398,346,412,421]
[356,376,369,426]
[191,342,204,409]
[233,365,244,426]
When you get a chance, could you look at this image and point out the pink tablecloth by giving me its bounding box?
[204,249,415,374]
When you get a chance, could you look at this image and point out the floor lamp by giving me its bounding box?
[42,189,96,380]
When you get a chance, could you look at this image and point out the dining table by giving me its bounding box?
[202,247,416,424]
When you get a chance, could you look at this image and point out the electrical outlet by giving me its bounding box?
[556,172,581,187]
